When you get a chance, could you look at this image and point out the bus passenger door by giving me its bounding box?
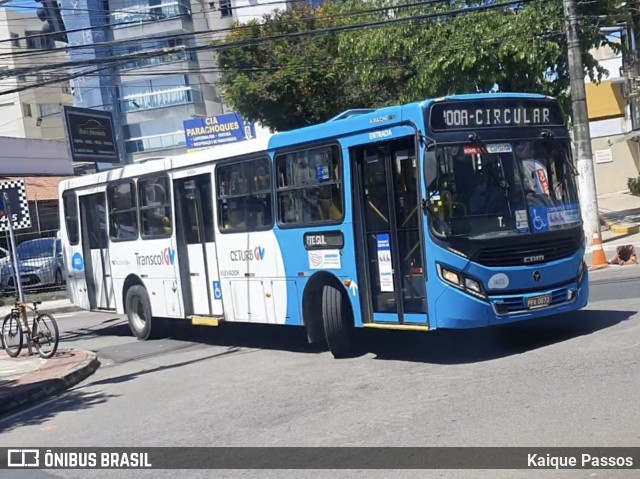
[351,137,428,325]
[173,174,222,317]
[79,192,115,311]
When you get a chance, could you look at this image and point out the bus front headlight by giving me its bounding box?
[438,264,486,299]
[464,277,482,295]
[441,268,461,286]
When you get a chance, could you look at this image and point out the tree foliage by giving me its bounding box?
[216,0,623,131]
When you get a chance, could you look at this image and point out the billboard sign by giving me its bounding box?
[183,113,256,150]
[63,106,119,163]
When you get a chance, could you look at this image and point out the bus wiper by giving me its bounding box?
[468,133,510,192]
[541,130,578,176]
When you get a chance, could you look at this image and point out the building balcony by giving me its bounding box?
[112,9,194,42]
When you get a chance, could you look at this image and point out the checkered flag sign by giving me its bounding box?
[0,179,31,232]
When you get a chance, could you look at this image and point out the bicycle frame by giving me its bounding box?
[10,300,39,356]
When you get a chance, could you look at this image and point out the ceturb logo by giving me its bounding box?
[135,248,175,266]
[230,246,265,262]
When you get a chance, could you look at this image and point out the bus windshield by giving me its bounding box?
[428,139,580,239]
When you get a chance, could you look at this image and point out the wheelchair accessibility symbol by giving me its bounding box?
[213,281,222,300]
[532,208,548,232]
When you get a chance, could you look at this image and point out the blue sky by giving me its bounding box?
[1,0,41,13]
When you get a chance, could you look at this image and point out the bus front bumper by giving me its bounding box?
[433,276,589,329]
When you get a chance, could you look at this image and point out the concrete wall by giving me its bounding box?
[592,135,640,195]
[0,137,73,176]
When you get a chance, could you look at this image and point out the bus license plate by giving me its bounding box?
[527,294,551,309]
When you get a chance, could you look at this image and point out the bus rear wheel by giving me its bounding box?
[125,285,163,340]
[322,283,353,358]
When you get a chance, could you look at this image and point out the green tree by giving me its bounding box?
[216,0,623,131]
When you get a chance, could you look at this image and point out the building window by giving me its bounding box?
[120,75,202,112]
[25,31,53,50]
[38,103,62,117]
[117,38,197,71]
[125,131,186,153]
[139,176,172,238]
[275,144,343,226]
[216,158,272,232]
[62,191,79,245]
[10,33,19,47]
[111,0,191,26]
[220,0,232,17]
[62,83,71,94]
[22,103,32,117]
[107,181,138,241]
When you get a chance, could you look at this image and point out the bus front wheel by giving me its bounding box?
[322,283,353,358]
[125,285,162,340]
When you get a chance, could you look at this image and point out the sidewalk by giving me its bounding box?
[0,348,100,416]
[584,191,640,261]
[598,191,640,235]
[0,298,81,317]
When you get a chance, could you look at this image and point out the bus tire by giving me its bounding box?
[125,285,162,340]
[322,283,353,358]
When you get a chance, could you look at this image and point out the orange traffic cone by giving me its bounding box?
[590,231,609,270]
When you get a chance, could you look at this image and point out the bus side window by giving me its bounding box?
[216,158,273,232]
[139,176,172,238]
[275,144,343,226]
[107,181,138,241]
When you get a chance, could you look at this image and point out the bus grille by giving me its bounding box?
[474,236,581,267]
[493,288,570,315]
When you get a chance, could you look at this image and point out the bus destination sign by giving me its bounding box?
[429,99,565,132]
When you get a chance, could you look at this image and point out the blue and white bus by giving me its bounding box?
[59,93,588,357]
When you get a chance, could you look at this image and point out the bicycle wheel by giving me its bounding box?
[33,313,59,359]
[2,313,23,358]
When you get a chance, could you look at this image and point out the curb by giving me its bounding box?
[0,350,100,417]
[600,217,640,235]
[39,305,84,315]
[608,223,640,235]
[0,304,83,317]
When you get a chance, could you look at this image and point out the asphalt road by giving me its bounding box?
[1,267,639,479]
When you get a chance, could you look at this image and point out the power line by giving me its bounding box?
[0,0,452,61]
[0,0,534,95]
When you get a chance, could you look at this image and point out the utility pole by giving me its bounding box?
[564,0,600,248]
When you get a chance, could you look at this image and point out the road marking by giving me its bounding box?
[56,312,79,319]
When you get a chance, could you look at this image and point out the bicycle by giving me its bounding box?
[1,299,59,359]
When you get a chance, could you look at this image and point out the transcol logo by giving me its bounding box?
[135,248,176,266]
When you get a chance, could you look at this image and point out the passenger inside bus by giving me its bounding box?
[144,183,172,235]
[468,172,509,216]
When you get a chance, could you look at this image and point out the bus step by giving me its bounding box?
[363,323,429,332]
[190,316,223,327]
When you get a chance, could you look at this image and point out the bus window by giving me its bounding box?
[139,176,172,239]
[107,181,138,241]
[216,158,272,232]
[62,191,79,245]
[276,144,343,226]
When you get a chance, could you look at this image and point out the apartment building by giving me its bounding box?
[59,0,288,164]
[584,39,640,195]
[0,7,73,140]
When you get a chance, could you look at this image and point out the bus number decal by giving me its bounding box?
[488,273,509,289]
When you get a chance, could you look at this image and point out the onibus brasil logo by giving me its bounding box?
[135,248,176,266]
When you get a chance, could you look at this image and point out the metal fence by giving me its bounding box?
[0,224,65,299]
